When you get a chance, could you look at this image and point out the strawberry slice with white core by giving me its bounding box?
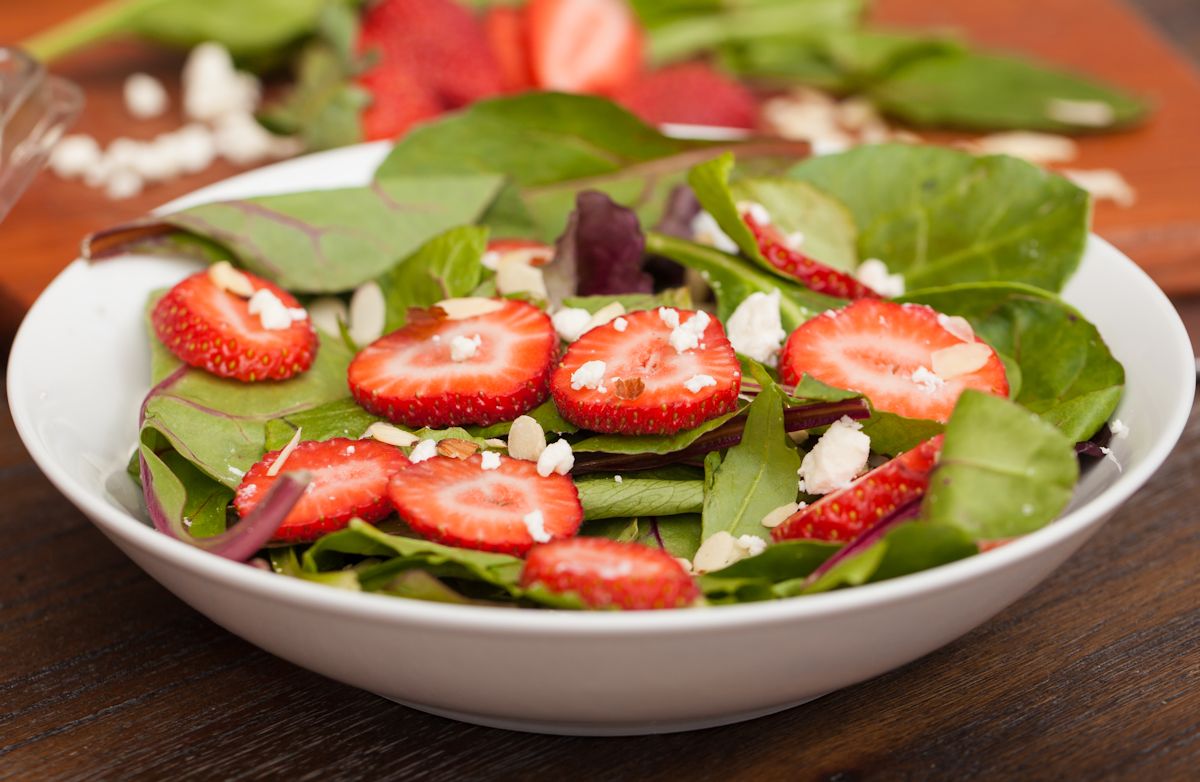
[773,435,943,543]
[235,437,411,543]
[780,299,1008,423]
[152,270,317,382]
[521,537,700,610]
[527,0,643,95]
[388,453,583,555]
[550,308,741,435]
[348,299,557,428]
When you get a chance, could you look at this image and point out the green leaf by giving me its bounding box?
[576,476,704,520]
[155,451,233,537]
[635,514,703,559]
[860,410,943,457]
[699,539,838,603]
[572,408,740,455]
[263,398,383,451]
[562,288,693,314]
[645,232,843,330]
[303,519,524,589]
[702,380,801,542]
[377,226,489,331]
[580,517,640,542]
[871,50,1148,133]
[788,144,1090,293]
[730,177,859,272]
[903,282,1124,441]
[92,176,505,293]
[468,399,578,438]
[376,570,486,605]
[921,391,1078,540]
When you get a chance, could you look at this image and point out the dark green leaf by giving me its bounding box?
[699,539,838,602]
[580,517,640,542]
[468,399,578,438]
[635,514,703,559]
[378,226,489,331]
[263,398,383,451]
[572,408,740,455]
[576,476,704,520]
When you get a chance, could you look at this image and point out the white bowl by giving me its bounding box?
[8,144,1194,736]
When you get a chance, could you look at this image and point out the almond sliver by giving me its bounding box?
[208,261,254,298]
[267,427,303,477]
[931,342,993,380]
[435,297,506,320]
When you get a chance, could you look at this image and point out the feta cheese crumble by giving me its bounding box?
[736,534,767,557]
[690,210,739,253]
[726,290,787,366]
[124,73,169,119]
[910,366,945,394]
[612,317,628,332]
[409,439,438,464]
[657,307,681,329]
[669,310,710,354]
[536,439,574,477]
[1109,419,1130,439]
[570,360,607,391]
[614,475,623,484]
[799,416,870,495]
[449,334,482,362]
[735,200,771,226]
[552,308,593,342]
[248,289,306,331]
[507,415,547,461]
[49,135,102,178]
[522,510,552,543]
[855,258,905,298]
[480,451,502,470]
[683,374,717,394]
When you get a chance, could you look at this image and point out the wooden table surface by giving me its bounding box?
[3,2,1200,780]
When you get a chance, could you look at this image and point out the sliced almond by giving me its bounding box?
[208,260,254,298]
[1045,98,1115,128]
[761,502,801,529]
[937,314,975,343]
[587,301,626,330]
[507,415,547,462]
[484,438,508,448]
[436,438,479,459]
[307,296,349,338]
[692,531,741,574]
[964,131,1077,165]
[435,297,506,320]
[267,427,303,477]
[1061,168,1136,207]
[931,342,993,380]
[364,422,419,448]
[613,376,645,401]
[495,259,548,300]
[348,281,386,346]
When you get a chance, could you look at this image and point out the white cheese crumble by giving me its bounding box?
[683,374,717,394]
[248,289,306,331]
[736,534,768,557]
[409,439,438,464]
[480,451,502,470]
[657,307,681,329]
[910,366,945,394]
[669,310,710,354]
[183,42,260,123]
[614,475,623,484]
[855,258,905,297]
[726,290,787,366]
[523,510,552,543]
[690,210,739,253]
[507,415,547,461]
[612,317,628,332]
[799,416,870,495]
[761,502,801,529]
[266,427,303,477]
[1109,419,1130,439]
[570,360,607,391]
[552,308,593,342]
[49,135,102,179]
[481,250,501,271]
[735,200,771,225]
[124,72,169,119]
[449,334,482,362]
[536,439,574,477]
[364,422,420,448]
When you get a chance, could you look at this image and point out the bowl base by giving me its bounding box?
[380,693,829,736]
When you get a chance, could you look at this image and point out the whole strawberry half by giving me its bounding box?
[348,298,558,428]
[773,435,944,543]
[151,271,318,382]
[356,0,503,140]
[780,299,1009,423]
[550,308,741,435]
[389,453,583,555]
[613,62,759,129]
[521,537,700,610]
[235,437,411,543]
[743,211,880,300]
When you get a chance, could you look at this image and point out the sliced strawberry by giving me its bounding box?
[521,537,700,610]
[235,437,411,543]
[151,271,318,382]
[743,212,881,299]
[485,237,555,267]
[389,453,582,555]
[780,299,1009,423]
[774,435,943,543]
[484,5,535,93]
[348,298,557,428]
[613,62,758,129]
[550,308,741,435]
[356,0,503,139]
[527,0,643,95]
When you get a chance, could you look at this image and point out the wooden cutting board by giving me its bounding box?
[2,0,1199,342]
[874,0,1200,294]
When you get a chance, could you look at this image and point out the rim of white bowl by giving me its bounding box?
[8,142,1195,637]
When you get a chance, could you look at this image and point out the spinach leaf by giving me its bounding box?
[635,514,702,559]
[155,450,233,537]
[581,517,641,542]
[303,519,524,589]
[468,399,578,437]
[903,283,1124,441]
[702,379,801,542]
[576,476,704,520]
[860,410,943,457]
[699,540,839,602]
[572,409,741,455]
[562,289,693,314]
[264,398,383,451]
[788,144,1089,293]
[645,231,843,329]
[922,391,1078,540]
[87,175,505,293]
[378,226,489,331]
[871,51,1148,133]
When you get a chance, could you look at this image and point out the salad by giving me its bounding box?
[103,94,1125,611]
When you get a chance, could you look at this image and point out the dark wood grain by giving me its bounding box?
[2,1,1200,780]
